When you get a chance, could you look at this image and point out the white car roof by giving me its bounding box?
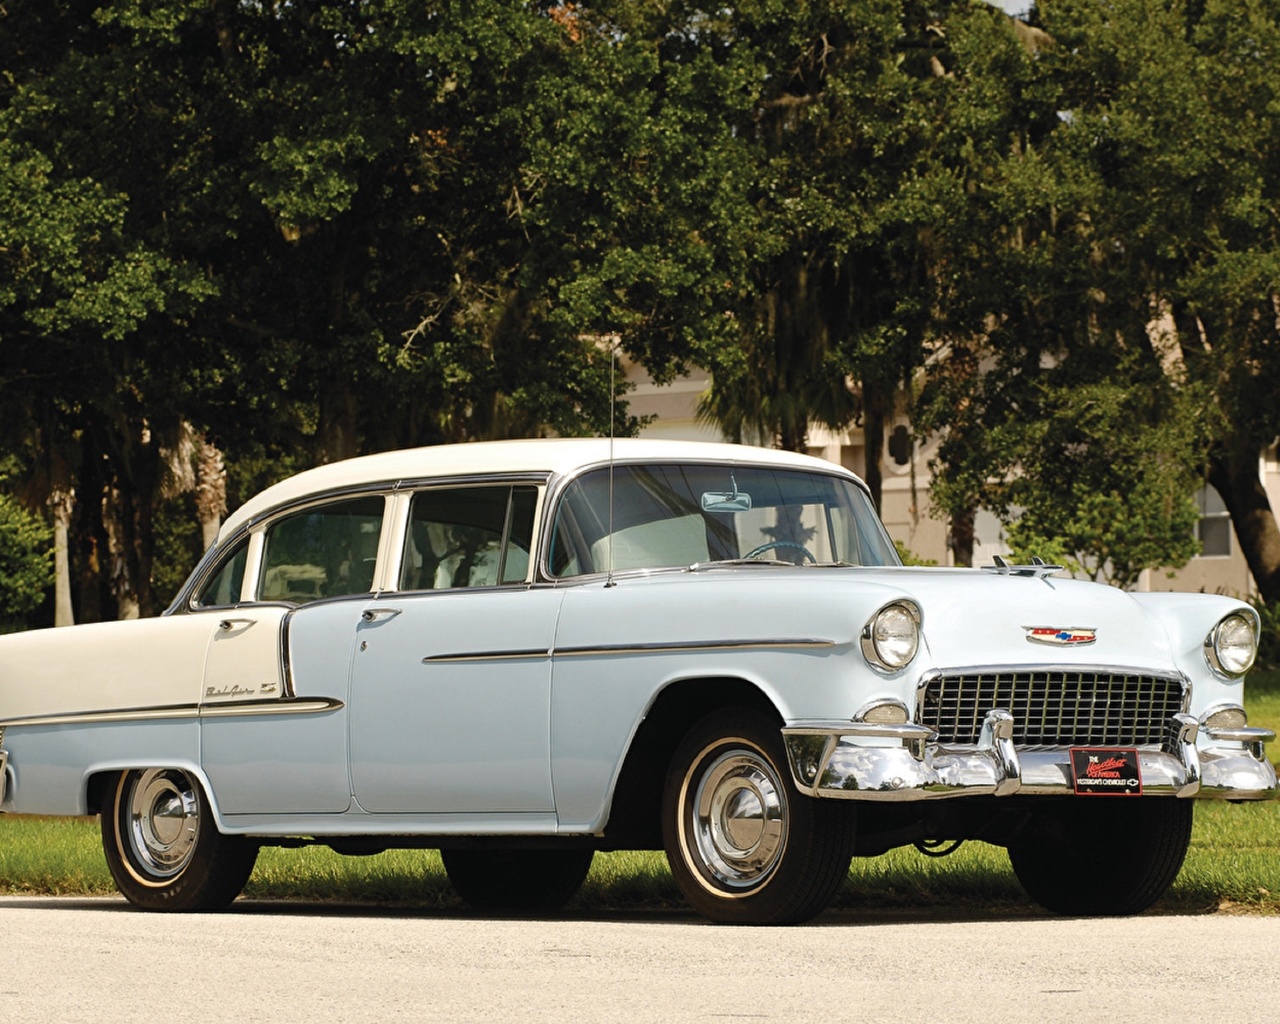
[220,437,860,540]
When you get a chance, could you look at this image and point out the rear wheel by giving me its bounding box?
[1008,798,1192,915]
[662,709,854,925]
[101,768,258,911]
[442,848,594,912]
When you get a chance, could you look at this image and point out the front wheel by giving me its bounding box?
[101,768,258,911]
[1007,798,1193,916]
[662,709,854,924]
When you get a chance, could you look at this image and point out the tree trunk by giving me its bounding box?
[949,507,976,567]
[861,380,892,514]
[103,485,140,620]
[1207,443,1280,605]
[778,420,807,453]
[196,439,227,551]
[318,384,361,464]
[48,488,75,626]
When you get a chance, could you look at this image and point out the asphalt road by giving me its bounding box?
[3,896,1277,1023]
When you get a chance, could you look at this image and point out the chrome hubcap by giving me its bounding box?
[687,747,787,892]
[125,769,200,879]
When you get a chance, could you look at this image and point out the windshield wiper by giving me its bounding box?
[687,558,855,571]
[687,558,792,570]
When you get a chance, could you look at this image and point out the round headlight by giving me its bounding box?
[1206,612,1258,678]
[863,602,920,671]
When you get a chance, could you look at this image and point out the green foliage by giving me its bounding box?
[151,493,202,610]
[893,540,938,567]
[995,375,1209,588]
[1250,599,1280,673]
[0,457,51,621]
[915,0,1280,590]
[0,491,51,619]
[1,0,1279,612]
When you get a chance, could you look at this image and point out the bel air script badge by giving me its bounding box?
[1024,626,1098,646]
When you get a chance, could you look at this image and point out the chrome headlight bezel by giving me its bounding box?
[861,601,921,673]
[1204,611,1258,679]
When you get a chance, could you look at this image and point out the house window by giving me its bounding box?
[1194,485,1232,558]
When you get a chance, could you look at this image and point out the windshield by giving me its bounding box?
[547,462,898,578]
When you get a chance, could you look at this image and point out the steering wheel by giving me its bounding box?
[742,540,817,564]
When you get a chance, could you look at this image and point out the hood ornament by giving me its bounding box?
[983,555,1064,580]
[1025,626,1097,646]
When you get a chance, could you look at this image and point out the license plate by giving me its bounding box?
[1068,747,1143,796]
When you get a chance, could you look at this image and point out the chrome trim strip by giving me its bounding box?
[422,637,838,664]
[786,720,936,743]
[198,697,345,718]
[1204,725,1277,744]
[554,638,838,658]
[917,662,1187,690]
[0,704,201,728]
[280,607,298,698]
[424,649,550,664]
[0,697,343,729]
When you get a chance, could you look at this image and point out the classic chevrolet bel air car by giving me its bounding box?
[0,438,1274,923]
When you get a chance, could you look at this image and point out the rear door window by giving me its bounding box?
[259,495,386,603]
[400,485,537,590]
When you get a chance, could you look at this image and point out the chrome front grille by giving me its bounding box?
[918,668,1187,747]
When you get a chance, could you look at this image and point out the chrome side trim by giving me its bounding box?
[553,638,838,658]
[0,704,202,728]
[280,607,298,698]
[424,649,550,664]
[0,697,343,729]
[198,697,345,718]
[422,637,838,664]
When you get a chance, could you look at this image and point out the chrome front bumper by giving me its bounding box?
[783,711,1278,801]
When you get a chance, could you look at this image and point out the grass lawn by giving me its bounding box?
[2,670,1278,914]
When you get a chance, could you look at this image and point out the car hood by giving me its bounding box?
[846,566,1226,675]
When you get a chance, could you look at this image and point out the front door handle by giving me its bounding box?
[361,607,403,623]
[218,617,256,632]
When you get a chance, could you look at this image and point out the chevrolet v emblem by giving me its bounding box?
[1024,626,1097,646]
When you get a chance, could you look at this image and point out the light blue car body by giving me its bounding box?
[0,438,1274,844]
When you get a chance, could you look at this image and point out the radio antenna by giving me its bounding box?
[606,339,617,587]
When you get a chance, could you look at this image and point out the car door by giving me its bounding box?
[199,495,388,815]
[347,483,559,819]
